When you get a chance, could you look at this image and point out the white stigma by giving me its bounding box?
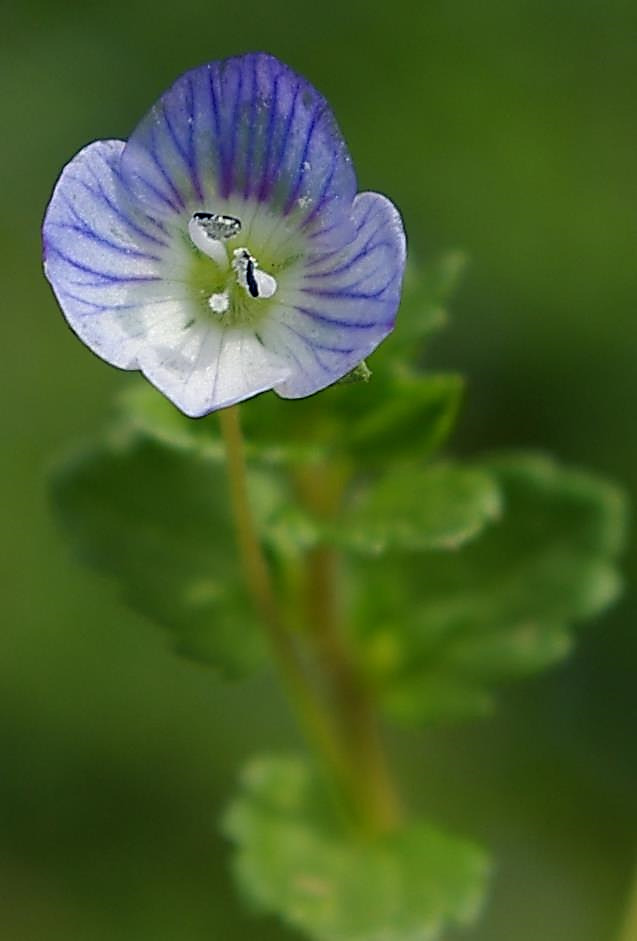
[232,248,278,300]
[208,291,230,314]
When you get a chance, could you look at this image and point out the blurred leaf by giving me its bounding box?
[116,382,225,458]
[223,754,489,941]
[347,372,464,465]
[357,453,627,722]
[338,463,501,555]
[119,365,463,474]
[119,380,327,466]
[375,251,467,367]
[50,432,270,675]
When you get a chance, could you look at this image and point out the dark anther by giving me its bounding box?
[246,257,259,297]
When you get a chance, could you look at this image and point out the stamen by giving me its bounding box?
[232,248,277,300]
[188,211,241,267]
[192,211,241,240]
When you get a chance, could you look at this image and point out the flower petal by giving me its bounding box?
[137,324,290,417]
[43,139,186,369]
[261,191,406,398]
[119,53,357,245]
[43,138,290,415]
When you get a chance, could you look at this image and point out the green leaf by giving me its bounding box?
[338,463,502,554]
[223,754,489,941]
[347,372,464,465]
[116,382,225,458]
[357,453,627,722]
[50,432,269,676]
[119,368,463,474]
[375,251,467,367]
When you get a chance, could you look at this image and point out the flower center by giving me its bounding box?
[188,211,278,323]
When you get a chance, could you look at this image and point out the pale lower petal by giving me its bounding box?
[138,324,290,417]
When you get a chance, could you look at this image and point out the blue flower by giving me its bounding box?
[42,53,406,417]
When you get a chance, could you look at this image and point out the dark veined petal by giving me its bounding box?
[261,191,406,398]
[42,139,290,416]
[119,53,357,246]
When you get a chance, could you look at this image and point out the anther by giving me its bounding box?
[232,248,277,300]
[192,212,241,241]
[188,212,242,267]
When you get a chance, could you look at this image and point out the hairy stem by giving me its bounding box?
[218,405,348,786]
[219,405,402,835]
[297,462,404,834]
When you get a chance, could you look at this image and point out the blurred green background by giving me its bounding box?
[2,1,636,938]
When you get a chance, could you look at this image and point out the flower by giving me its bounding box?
[42,53,406,417]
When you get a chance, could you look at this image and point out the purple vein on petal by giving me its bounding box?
[47,221,161,263]
[300,282,396,301]
[266,80,301,202]
[242,56,259,200]
[48,246,162,284]
[186,76,204,200]
[109,158,176,227]
[279,317,355,355]
[59,286,193,311]
[50,192,163,263]
[161,98,201,202]
[303,239,393,281]
[208,66,223,185]
[221,61,244,198]
[283,102,325,215]
[257,70,281,201]
[305,200,376,259]
[272,323,327,377]
[277,301,393,331]
[148,124,186,210]
[300,149,338,229]
[67,172,170,249]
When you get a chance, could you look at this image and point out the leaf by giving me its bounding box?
[50,431,270,676]
[356,453,627,722]
[347,372,464,466]
[338,463,502,555]
[223,754,489,941]
[375,251,468,367]
[116,381,225,458]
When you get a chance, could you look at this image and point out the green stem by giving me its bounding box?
[306,541,404,833]
[297,462,404,834]
[217,405,348,786]
[219,405,403,835]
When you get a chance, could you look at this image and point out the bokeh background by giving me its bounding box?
[2,1,636,938]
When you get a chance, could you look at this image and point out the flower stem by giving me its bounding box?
[296,462,404,834]
[306,541,404,833]
[219,405,403,836]
[217,405,347,786]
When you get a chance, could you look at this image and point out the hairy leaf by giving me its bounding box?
[339,463,501,554]
[50,432,269,675]
[376,251,468,366]
[224,754,489,941]
[357,453,627,722]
